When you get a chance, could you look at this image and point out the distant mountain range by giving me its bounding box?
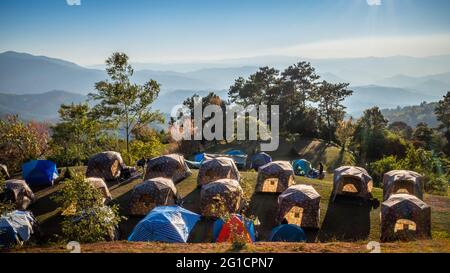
[0,51,449,122]
[0,90,86,121]
[382,102,439,128]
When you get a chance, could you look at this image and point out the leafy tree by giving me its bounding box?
[413,122,434,150]
[228,67,279,107]
[279,62,320,132]
[181,92,228,144]
[313,81,353,142]
[388,121,413,140]
[50,103,107,166]
[52,173,122,243]
[435,92,450,154]
[353,107,388,164]
[89,52,164,155]
[335,117,355,150]
[0,115,50,172]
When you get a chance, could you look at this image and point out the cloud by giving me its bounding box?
[275,35,450,59]
[367,0,382,6]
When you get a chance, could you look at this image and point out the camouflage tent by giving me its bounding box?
[85,177,112,204]
[0,164,10,179]
[332,166,373,201]
[86,151,125,181]
[129,177,178,216]
[4,180,35,210]
[381,194,431,242]
[276,185,321,229]
[197,157,240,187]
[200,179,243,218]
[144,154,192,183]
[383,170,424,201]
[255,161,295,193]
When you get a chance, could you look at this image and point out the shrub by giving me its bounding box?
[369,156,403,187]
[0,115,50,172]
[52,173,122,243]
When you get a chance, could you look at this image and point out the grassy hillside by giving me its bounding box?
[12,166,450,253]
[201,138,354,172]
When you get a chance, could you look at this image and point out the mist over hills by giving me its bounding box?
[0,51,449,122]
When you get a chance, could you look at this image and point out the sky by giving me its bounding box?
[1,0,450,65]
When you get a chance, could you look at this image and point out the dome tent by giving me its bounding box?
[255,161,295,193]
[269,224,307,242]
[276,185,321,229]
[129,177,178,216]
[200,179,243,218]
[86,151,125,181]
[4,179,36,210]
[22,160,58,188]
[197,157,240,187]
[128,206,200,243]
[383,170,424,201]
[85,177,112,204]
[381,194,431,242]
[213,214,255,243]
[0,210,37,248]
[144,154,191,183]
[250,152,272,171]
[332,166,373,202]
[292,159,312,176]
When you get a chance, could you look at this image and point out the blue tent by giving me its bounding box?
[269,224,307,242]
[194,153,206,163]
[0,210,36,248]
[22,160,58,187]
[251,152,272,171]
[292,159,312,176]
[226,150,246,156]
[212,214,256,242]
[128,206,200,243]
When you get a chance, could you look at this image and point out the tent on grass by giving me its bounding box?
[22,160,58,188]
[200,179,243,218]
[292,159,312,176]
[276,185,321,229]
[129,177,178,216]
[332,166,373,202]
[213,214,255,243]
[85,177,112,204]
[144,154,191,183]
[383,170,424,201]
[0,210,37,248]
[86,151,125,181]
[381,194,431,242]
[197,157,240,187]
[255,161,295,193]
[3,180,36,210]
[128,206,200,243]
[250,152,272,171]
[269,224,307,242]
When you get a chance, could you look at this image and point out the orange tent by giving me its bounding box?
[215,215,253,243]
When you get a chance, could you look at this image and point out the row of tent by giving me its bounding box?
[130,155,432,242]
[189,151,321,179]
[1,151,433,246]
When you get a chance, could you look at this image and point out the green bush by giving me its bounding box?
[52,173,122,243]
[369,156,403,187]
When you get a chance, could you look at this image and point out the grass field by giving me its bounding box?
[7,167,450,253]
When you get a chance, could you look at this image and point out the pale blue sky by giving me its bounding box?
[1,0,450,65]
